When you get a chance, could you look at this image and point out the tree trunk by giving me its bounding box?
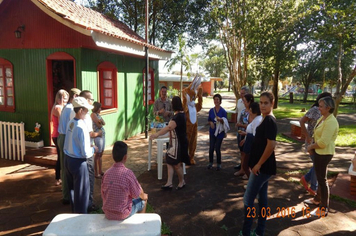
[303,73,311,103]
[272,64,280,109]
[333,65,356,117]
[180,64,183,99]
[336,38,343,96]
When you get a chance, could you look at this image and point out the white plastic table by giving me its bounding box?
[148,134,186,180]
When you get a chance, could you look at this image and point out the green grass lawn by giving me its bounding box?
[336,125,356,147]
[273,100,355,119]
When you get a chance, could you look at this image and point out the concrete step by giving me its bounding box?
[24,146,57,167]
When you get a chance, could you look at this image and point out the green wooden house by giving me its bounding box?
[0,0,172,146]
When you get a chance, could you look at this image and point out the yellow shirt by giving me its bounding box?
[313,114,339,155]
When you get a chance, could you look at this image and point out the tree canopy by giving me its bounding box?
[86,0,356,114]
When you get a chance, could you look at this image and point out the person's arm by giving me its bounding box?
[100,117,106,126]
[195,87,203,112]
[208,109,215,129]
[53,106,62,118]
[100,117,105,126]
[90,130,102,138]
[91,113,103,129]
[299,115,311,144]
[78,127,96,158]
[251,139,276,175]
[149,119,177,140]
[139,187,148,201]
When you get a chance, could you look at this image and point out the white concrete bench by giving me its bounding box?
[290,121,307,140]
[226,110,237,123]
[43,213,161,236]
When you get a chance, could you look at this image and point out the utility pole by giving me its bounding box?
[144,0,149,138]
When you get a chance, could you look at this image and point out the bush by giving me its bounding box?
[167,86,179,98]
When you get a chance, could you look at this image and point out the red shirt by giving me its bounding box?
[101,162,142,220]
[51,114,59,138]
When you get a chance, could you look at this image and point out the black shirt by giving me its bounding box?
[248,115,277,175]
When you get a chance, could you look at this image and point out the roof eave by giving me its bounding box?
[91,31,172,60]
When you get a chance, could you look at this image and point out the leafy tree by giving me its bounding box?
[303,0,356,115]
[164,35,191,95]
[247,0,302,108]
[201,45,228,90]
[88,0,213,50]
[294,44,326,102]
[209,0,249,101]
[202,45,227,78]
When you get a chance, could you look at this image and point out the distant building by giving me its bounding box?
[159,74,222,96]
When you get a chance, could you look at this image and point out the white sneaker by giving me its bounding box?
[303,198,320,206]
[310,207,328,217]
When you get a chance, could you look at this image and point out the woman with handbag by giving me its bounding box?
[207,94,228,171]
[150,96,190,190]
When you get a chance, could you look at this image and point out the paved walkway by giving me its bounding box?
[1,96,356,235]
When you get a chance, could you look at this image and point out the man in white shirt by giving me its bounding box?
[77,90,102,212]
[64,97,97,213]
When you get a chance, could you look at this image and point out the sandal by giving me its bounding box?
[234,171,245,176]
[241,174,248,180]
[95,175,102,179]
[304,198,320,206]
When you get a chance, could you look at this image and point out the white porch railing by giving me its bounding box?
[0,121,26,161]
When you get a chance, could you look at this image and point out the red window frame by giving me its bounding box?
[0,58,15,112]
[143,67,155,106]
[98,62,117,110]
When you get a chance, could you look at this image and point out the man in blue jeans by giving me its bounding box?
[64,97,97,213]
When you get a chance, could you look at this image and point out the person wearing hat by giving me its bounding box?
[72,90,103,212]
[57,88,81,205]
[64,97,97,213]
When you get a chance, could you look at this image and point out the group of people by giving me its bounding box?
[231,88,338,236]
[50,88,106,213]
[205,86,338,236]
[50,83,339,231]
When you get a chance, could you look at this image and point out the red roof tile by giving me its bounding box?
[36,0,167,52]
